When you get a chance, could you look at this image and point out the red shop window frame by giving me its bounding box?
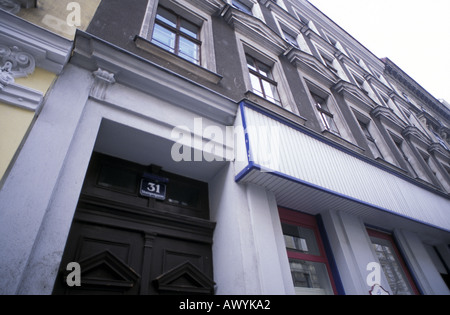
[279,207,338,295]
[367,228,420,295]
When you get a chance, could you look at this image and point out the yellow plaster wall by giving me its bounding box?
[0,103,35,180]
[17,0,102,40]
[15,67,56,94]
[0,67,56,180]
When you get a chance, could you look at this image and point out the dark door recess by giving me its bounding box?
[53,153,215,295]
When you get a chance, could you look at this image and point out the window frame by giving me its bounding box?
[282,28,299,48]
[367,229,420,295]
[279,207,338,295]
[232,0,253,15]
[311,92,340,135]
[246,53,282,106]
[358,120,384,159]
[139,0,219,76]
[151,6,202,65]
[320,52,338,75]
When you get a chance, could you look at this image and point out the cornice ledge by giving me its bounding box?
[0,82,43,111]
[428,142,450,158]
[402,125,431,147]
[71,31,237,125]
[0,10,72,74]
[332,80,375,111]
[185,0,225,15]
[371,105,407,131]
[383,57,450,120]
[221,4,288,56]
[287,48,338,85]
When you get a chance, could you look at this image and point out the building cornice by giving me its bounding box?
[402,125,431,148]
[382,57,450,121]
[220,4,288,56]
[260,0,302,30]
[428,143,450,160]
[287,47,338,86]
[0,82,43,111]
[333,80,376,112]
[71,30,237,125]
[184,0,225,15]
[0,10,72,74]
[371,105,408,132]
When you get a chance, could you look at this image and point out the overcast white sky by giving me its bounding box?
[307,0,450,104]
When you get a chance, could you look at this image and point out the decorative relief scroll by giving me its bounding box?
[0,44,36,90]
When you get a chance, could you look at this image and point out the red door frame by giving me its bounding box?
[367,228,420,295]
[279,207,338,295]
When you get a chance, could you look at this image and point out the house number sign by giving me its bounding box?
[140,174,168,200]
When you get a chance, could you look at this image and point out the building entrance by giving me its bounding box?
[53,153,215,295]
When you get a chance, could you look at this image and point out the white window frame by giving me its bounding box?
[304,79,354,143]
[139,0,217,73]
[228,0,264,21]
[312,43,348,81]
[272,13,311,54]
[352,109,392,161]
[236,33,297,114]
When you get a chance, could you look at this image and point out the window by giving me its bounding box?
[320,52,338,75]
[282,29,299,48]
[353,74,369,95]
[358,120,384,159]
[232,0,253,15]
[151,6,201,64]
[280,208,337,295]
[312,93,340,135]
[367,229,419,295]
[393,137,418,177]
[433,131,449,150]
[246,54,281,105]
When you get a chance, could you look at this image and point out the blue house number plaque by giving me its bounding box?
[140,176,167,200]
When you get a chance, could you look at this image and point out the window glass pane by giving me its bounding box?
[358,121,371,138]
[370,236,415,295]
[283,31,298,47]
[289,259,334,295]
[261,79,280,104]
[98,164,138,194]
[256,61,272,79]
[249,73,263,96]
[155,7,177,28]
[232,0,253,15]
[312,94,328,109]
[282,224,320,256]
[152,24,176,52]
[167,181,200,208]
[321,113,339,134]
[180,19,199,39]
[246,55,257,72]
[179,37,199,64]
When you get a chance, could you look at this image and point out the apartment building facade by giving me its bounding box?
[0,0,449,295]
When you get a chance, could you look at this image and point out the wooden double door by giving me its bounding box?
[53,153,215,295]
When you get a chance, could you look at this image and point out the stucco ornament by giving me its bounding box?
[0,44,35,90]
